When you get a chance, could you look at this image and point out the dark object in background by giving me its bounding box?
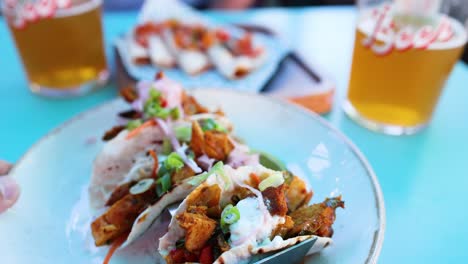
[279,0,354,6]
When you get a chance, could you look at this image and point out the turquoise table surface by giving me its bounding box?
[2,6,468,263]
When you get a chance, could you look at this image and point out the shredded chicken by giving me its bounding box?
[172,165,195,185]
[177,211,217,252]
[285,175,313,212]
[272,215,294,238]
[182,93,209,115]
[204,130,234,160]
[91,184,157,246]
[105,181,136,206]
[186,184,221,207]
[288,196,344,238]
[190,121,234,161]
[262,185,288,216]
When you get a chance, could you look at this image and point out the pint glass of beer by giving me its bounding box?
[2,0,108,97]
[344,0,467,135]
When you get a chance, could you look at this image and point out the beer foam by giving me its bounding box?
[55,0,101,18]
[358,13,467,50]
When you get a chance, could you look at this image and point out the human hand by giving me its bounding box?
[0,160,20,214]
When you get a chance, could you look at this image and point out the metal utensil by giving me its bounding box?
[250,237,317,264]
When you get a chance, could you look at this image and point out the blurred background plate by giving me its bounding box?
[0,89,385,263]
[114,32,289,92]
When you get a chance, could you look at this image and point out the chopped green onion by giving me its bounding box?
[149,88,161,99]
[144,89,171,119]
[213,122,227,133]
[258,172,285,191]
[126,119,143,131]
[186,172,208,186]
[175,124,192,142]
[146,105,170,119]
[156,108,171,119]
[156,173,171,196]
[158,163,169,177]
[200,118,227,133]
[170,107,181,120]
[186,161,224,186]
[200,118,216,131]
[130,178,154,195]
[164,152,184,171]
[211,161,230,189]
[162,139,172,155]
[211,161,224,171]
[221,204,240,232]
[144,101,160,117]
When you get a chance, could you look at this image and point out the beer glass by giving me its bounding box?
[344,0,467,135]
[2,0,108,97]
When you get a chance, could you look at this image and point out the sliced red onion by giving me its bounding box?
[131,80,153,112]
[178,150,202,174]
[197,155,215,171]
[155,118,170,135]
[131,100,144,112]
[155,118,202,173]
[227,145,260,169]
[116,116,130,126]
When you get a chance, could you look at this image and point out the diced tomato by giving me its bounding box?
[215,29,230,43]
[169,249,186,263]
[169,248,198,263]
[134,22,163,47]
[199,245,214,264]
[249,47,264,58]
[160,97,168,107]
[236,33,253,51]
[184,250,199,262]
[235,33,262,57]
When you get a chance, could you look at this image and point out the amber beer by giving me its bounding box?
[5,0,107,96]
[345,5,467,134]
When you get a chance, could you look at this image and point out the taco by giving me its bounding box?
[133,21,177,68]
[159,164,344,264]
[162,20,213,75]
[207,30,267,79]
[88,76,261,257]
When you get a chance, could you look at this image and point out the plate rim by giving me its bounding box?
[8,89,385,264]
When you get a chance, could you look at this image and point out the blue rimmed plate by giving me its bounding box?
[0,89,385,263]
